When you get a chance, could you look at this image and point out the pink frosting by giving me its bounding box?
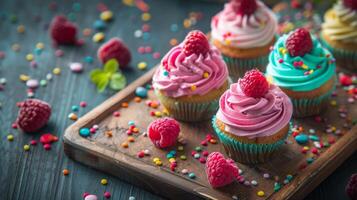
[216,83,292,138]
[153,44,228,98]
[211,0,277,48]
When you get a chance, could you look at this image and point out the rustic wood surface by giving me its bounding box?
[64,66,357,200]
[0,0,356,200]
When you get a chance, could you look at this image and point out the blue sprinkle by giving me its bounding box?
[169,150,176,155]
[295,134,308,145]
[135,86,148,98]
[188,172,196,179]
[84,56,94,63]
[163,71,169,76]
[34,48,42,55]
[170,24,178,32]
[306,157,314,164]
[128,121,135,126]
[93,20,106,30]
[309,135,319,141]
[166,153,174,159]
[71,105,79,112]
[142,32,150,40]
[67,12,76,21]
[79,128,90,137]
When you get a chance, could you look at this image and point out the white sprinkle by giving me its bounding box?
[134,30,143,38]
[181,169,188,174]
[144,149,150,155]
[313,141,321,149]
[251,180,258,186]
[69,62,83,73]
[26,79,39,88]
[263,173,270,179]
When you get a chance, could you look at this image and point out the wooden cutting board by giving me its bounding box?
[63,67,357,200]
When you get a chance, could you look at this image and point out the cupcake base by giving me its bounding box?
[212,116,291,164]
[155,81,229,122]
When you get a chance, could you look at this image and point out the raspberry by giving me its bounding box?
[147,118,180,148]
[343,0,357,10]
[205,152,240,188]
[16,99,51,133]
[49,15,79,46]
[183,30,210,56]
[239,69,269,98]
[286,28,313,57]
[97,38,132,67]
[231,0,258,16]
[346,174,357,200]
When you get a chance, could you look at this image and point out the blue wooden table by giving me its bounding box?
[0,0,356,199]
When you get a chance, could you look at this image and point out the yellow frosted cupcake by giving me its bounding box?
[153,30,229,122]
[321,0,357,70]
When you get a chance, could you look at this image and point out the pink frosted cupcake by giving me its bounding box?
[212,69,293,164]
[211,0,278,80]
[153,30,229,122]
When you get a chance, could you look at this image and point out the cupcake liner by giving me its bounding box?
[212,116,292,164]
[320,36,357,71]
[290,82,336,118]
[155,90,220,122]
[222,54,269,81]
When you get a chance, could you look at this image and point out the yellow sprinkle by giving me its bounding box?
[303,146,310,151]
[53,67,61,75]
[169,38,178,46]
[122,0,135,6]
[141,13,151,21]
[183,19,191,28]
[309,69,314,74]
[12,43,21,52]
[101,178,108,185]
[155,161,162,166]
[137,62,147,70]
[19,74,30,82]
[331,126,336,131]
[100,10,113,21]
[281,49,287,54]
[302,64,309,70]
[224,39,231,46]
[24,144,30,151]
[36,43,45,49]
[26,54,34,61]
[154,111,162,117]
[153,157,160,162]
[191,85,197,91]
[257,190,265,197]
[169,158,176,163]
[279,47,284,52]
[203,72,209,78]
[93,32,105,43]
[330,100,337,106]
[17,25,25,33]
[162,109,169,115]
[7,134,14,141]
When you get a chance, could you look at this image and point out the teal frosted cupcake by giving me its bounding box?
[212,69,293,164]
[266,28,336,117]
[210,0,278,80]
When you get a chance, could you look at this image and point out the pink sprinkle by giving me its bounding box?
[113,111,120,117]
[200,140,207,146]
[142,24,150,32]
[104,191,111,199]
[144,46,152,53]
[126,130,133,135]
[202,150,209,157]
[80,101,87,107]
[278,59,283,63]
[191,151,197,156]
[30,140,37,145]
[43,143,51,150]
[152,52,161,59]
[137,46,145,54]
[199,157,206,163]
[137,151,145,158]
[90,128,96,133]
[82,192,90,198]
[12,123,17,129]
[311,147,318,154]
[55,49,64,57]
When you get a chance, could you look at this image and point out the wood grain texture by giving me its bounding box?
[0,0,356,200]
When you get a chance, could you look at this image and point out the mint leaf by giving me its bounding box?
[104,59,119,74]
[90,69,109,84]
[109,73,126,90]
[97,77,109,92]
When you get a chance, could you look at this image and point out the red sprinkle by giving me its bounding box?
[104,191,111,199]
[202,150,209,157]
[43,143,51,150]
[137,151,145,158]
[30,140,37,145]
[199,157,206,164]
[311,147,319,155]
[113,111,120,117]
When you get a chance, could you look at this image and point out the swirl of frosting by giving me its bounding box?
[322,1,357,43]
[266,34,336,92]
[153,44,228,98]
[216,83,292,138]
[210,0,277,49]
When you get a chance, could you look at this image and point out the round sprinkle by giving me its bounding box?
[193,153,200,159]
[181,169,188,174]
[169,38,178,46]
[24,144,30,151]
[251,180,258,186]
[71,105,79,112]
[93,32,105,43]
[26,54,34,61]
[85,194,98,200]
[188,172,196,179]
[180,155,187,160]
[135,87,148,98]
[63,169,70,176]
[100,10,113,21]
[141,13,151,21]
[134,30,143,38]
[152,52,161,59]
[26,79,39,89]
[68,113,78,121]
[101,178,108,185]
[257,190,265,197]
[80,101,87,107]
[36,43,44,49]
[143,149,150,155]
[7,134,14,141]
[104,191,111,199]
[53,67,61,75]
[79,128,90,137]
[177,146,184,151]
[263,173,270,179]
[128,196,135,200]
[191,85,197,91]
[44,144,51,150]
[55,49,64,57]
[137,62,147,70]
[121,142,129,148]
[69,62,83,73]
[113,111,120,117]
[17,25,25,33]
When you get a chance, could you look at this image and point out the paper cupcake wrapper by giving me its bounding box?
[155,90,220,122]
[289,82,336,118]
[320,36,357,71]
[212,116,292,164]
[222,54,269,82]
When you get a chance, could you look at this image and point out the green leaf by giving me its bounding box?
[104,59,119,74]
[97,77,109,92]
[90,69,107,84]
[109,73,126,90]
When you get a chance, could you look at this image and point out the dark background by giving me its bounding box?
[0,0,356,199]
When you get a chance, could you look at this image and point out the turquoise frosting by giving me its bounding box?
[266,34,336,92]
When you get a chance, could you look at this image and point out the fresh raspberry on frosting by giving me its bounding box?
[239,69,269,98]
[346,174,357,200]
[343,0,357,10]
[49,15,80,46]
[286,28,313,57]
[16,99,51,133]
[183,30,210,56]
[97,38,131,67]
[205,152,240,188]
[147,118,180,148]
[231,0,258,16]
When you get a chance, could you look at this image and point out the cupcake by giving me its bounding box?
[266,28,336,117]
[320,0,357,71]
[212,69,293,164]
[210,0,278,80]
[153,30,229,122]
